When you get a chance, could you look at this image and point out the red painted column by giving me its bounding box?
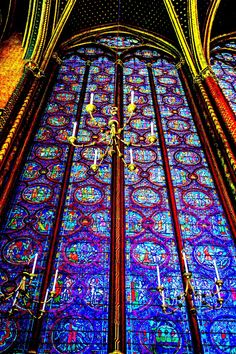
[204,75,236,146]
[108,59,126,354]
[179,66,236,241]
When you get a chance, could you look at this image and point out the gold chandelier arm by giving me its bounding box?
[67,136,96,148]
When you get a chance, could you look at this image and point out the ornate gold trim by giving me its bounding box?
[31,0,52,63]
[203,0,221,64]
[40,0,77,70]
[163,0,198,77]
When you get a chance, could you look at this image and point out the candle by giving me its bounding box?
[151,122,154,135]
[213,260,220,280]
[72,122,77,137]
[52,269,58,293]
[12,291,19,307]
[182,250,189,273]
[31,253,38,275]
[130,148,133,164]
[161,289,166,306]
[94,149,98,165]
[131,90,134,104]
[90,93,94,105]
[42,289,49,311]
[157,265,161,287]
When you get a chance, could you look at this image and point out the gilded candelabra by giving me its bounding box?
[1,253,58,318]
[156,250,224,314]
[68,91,157,171]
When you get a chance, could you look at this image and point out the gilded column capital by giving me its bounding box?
[175,57,185,69]
[200,66,217,80]
[115,59,123,66]
[25,60,45,78]
[52,52,63,65]
[146,62,152,68]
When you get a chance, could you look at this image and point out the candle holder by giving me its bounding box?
[67,92,157,172]
[1,255,59,319]
[156,255,224,314]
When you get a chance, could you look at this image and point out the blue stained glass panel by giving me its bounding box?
[124,57,193,353]
[0,55,86,352]
[38,55,114,353]
[153,58,236,354]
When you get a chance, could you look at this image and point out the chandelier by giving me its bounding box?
[68,91,157,171]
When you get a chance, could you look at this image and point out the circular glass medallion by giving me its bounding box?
[61,208,82,234]
[194,244,230,270]
[168,119,190,131]
[47,115,69,127]
[130,118,150,130]
[174,150,201,165]
[179,212,201,238]
[35,145,62,159]
[195,168,213,188]
[157,76,177,86]
[148,166,166,186]
[3,238,37,264]
[74,185,103,205]
[22,185,52,203]
[132,187,161,207]
[132,241,168,267]
[163,95,184,106]
[183,190,213,209]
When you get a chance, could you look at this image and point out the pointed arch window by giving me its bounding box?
[0,34,235,354]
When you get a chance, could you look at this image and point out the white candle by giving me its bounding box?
[72,122,77,137]
[182,250,189,273]
[90,93,94,105]
[161,289,166,306]
[94,149,98,165]
[31,253,38,275]
[213,260,220,280]
[42,288,49,311]
[12,291,19,307]
[151,122,154,135]
[157,265,161,287]
[130,148,133,164]
[52,269,58,293]
[131,90,134,104]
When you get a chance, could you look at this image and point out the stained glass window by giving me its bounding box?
[0,34,235,354]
